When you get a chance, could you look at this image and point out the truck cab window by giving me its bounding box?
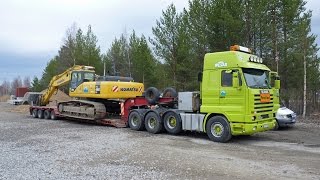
[221,70,232,87]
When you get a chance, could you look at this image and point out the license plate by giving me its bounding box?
[263,124,269,128]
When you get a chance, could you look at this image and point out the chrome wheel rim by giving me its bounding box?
[131,115,139,127]
[166,116,176,129]
[148,117,157,129]
[211,123,224,137]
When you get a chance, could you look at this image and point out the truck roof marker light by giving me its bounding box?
[249,56,263,63]
[230,45,252,54]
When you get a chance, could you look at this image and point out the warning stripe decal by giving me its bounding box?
[120,102,124,116]
[112,86,119,92]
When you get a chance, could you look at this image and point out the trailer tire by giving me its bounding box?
[206,116,232,143]
[162,87,178,98]
[145,111,162,134]
[128,111,144,131]
[145,87,160,105]
[32,109,38,118]
[163,111,182,134]
[50,111,57,120]
[44,110,51,119]
[37,110,44,119]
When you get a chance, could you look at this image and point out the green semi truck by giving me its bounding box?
[196,45,280,142]
[30,45,280,143]
[125,45,280,142]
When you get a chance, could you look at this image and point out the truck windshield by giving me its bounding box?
[242,68,270,89]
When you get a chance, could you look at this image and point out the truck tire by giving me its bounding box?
[38,110,44,119]
[44,110,51,119]
[32,109,38,118]
[145,87,160,105]
[206,116,232,143]
[50,111,57,120]
[145,111,162,134]
[163,111,182,134]
[128,111,144,131]
[162,87,178,98]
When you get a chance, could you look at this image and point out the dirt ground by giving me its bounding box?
[0,102,319,179]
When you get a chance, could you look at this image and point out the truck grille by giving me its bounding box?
[254,94,274,114]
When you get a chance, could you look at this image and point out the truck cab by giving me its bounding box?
[199,45,278,140]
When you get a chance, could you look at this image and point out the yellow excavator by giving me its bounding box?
[32,65,144,121]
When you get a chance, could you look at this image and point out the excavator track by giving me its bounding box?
[58,100,106,121]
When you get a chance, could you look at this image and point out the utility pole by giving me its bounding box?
[103,61,106,76]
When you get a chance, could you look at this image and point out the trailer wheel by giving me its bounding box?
[50,111,57,120]
[37,110,44,119]
[32,109,38,118]
[128,111,144,131]
[206,116,232,143]
[162,87,178,98]
[44,110,51,119]
[145,111,162,134]
[145,87,160,105]
[163,111,182,134]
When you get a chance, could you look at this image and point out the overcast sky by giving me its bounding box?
[0,0,319,84]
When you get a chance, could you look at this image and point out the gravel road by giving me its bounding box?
[0,102,320,179]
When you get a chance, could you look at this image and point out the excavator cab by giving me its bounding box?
[70,71,95,92]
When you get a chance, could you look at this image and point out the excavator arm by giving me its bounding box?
[39,65,95,106]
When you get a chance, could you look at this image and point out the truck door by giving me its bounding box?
[200,70,220,112]
[219,69,245,121]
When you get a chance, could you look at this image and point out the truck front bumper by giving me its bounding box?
[230,120,276,136]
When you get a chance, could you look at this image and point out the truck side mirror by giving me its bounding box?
[198,72,202,82]
[232,72,239,88]
[275,80,280,89]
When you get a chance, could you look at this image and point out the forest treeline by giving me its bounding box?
[1,0,319,114]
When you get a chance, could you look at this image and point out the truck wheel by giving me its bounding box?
[32,109,38,118]
[163,111,182,134]
[162,87,178,98]
[44,110,51,119]
[145,111,162,134]
[129,111,144,131]
[206,116,232,143]
[37,110,44,119]
[145,87,160,105]
[50,111,57,120]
